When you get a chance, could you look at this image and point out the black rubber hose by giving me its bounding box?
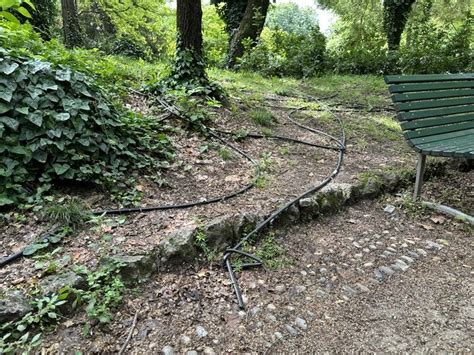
[0,226,62,268]
[222,101,345,309]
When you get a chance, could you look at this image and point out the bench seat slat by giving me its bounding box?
[417,135,474,151]
[414,136,474,158]
[391,89,474,102]
[427,143,474,156]
[389,81,474,93]
[396,97,474,111]
[409,128,474,146]
[401,113,474,130]
[385,74,474,83]
[405,121,474,139]
[399,105,474,120]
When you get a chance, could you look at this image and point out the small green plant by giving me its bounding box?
[254,174,271,189]
[279,146,290,155]
[33,247,70,275]
[72,261,125,329]
[22,226,72,256]
[194,228,217,262]
[259,152,274,173]
[42,196,91,227]
[0,289,69,353]
[249,108,275,127]
[399,192,427,217]
[218,148,233,161]
[255,233,292,270]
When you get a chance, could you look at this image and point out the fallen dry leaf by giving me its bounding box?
[418,223,434,231]
[430,215,446,224]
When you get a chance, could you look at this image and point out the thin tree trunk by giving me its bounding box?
[177,0,203,57]
[61,0,83,48]
[227,0,269,68]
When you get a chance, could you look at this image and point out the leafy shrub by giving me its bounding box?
[110,37,147,59]
[0,51,173,206]
[394,12,473,74]
[0,24,168,94]
[78,0,175,60]
[203,4,229,67]
[325,11,387,74]
[266,3,319,36]
[239,27,326,78]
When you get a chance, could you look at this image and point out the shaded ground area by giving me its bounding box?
[1,76,413,291]
[39,174,473,353]
[1,74,472,352]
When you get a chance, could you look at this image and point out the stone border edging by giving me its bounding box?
[0,160,449,323]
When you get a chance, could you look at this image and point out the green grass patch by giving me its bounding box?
[249,108,275,127]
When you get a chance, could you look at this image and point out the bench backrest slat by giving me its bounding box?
[389,81,473,93]
[385,73,474,83]
[396,97,474,111]
[401,113,474,130]
[398,105,474,121]
[385,73,473,157]
[391,89,474,102]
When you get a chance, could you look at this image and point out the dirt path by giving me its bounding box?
[41,184,473,353]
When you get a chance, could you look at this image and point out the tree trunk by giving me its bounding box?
[383,0,416,50]
[61,0,83,48]
[227,0,270,68]
[177,0,203,58]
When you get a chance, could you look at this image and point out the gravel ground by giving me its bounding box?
[40,176,473,353]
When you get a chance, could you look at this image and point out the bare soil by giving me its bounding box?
[39,173,473,353]
[0,94,414,291]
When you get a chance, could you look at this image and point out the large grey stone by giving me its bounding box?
[203,215,236,250]
[273,203,300,227]
[103,255,156,285]
[158,227,196,262]
[0,289,32,323]
[39,271,86,296]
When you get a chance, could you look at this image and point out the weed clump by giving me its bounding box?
[249,108,276,127]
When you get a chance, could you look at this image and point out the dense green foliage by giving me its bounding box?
[78,0,174,60]
[240,26,326,78]
[0,50,172,206]
[322,0,473,74]
[266,3,319,35]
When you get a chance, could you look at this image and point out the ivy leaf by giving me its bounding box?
[53,163,70,175]
[55,69,71,81]
[33,150,47,162]
[0,86,13,102]
[15,106,29,115]
[0,102,11,114]
[55,112,70,121]
[23,243,49,256]
[0,61,19,75]
[0,116,19,130]
[9,145,28,155]
[27,112,43,126]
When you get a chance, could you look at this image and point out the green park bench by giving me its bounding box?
[384,73,474,200]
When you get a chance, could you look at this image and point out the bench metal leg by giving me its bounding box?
[413,153,426,200]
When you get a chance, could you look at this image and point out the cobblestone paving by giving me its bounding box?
[42,197,473,353]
